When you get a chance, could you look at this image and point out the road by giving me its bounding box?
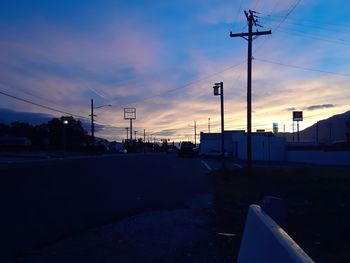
[0,153,233,262]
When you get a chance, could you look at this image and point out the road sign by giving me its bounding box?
[293,111,303,121]
[124,108,136,120]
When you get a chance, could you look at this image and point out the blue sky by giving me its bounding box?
[0,0,350,141]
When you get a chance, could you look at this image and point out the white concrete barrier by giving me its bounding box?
[238,205,315,263]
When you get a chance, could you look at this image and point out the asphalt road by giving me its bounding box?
[0,153,213,259]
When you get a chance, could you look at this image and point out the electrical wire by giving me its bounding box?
[276,28,350,46]
[273,0,302,32]
[117,60,246,107]
[255,58,350,78]
[0,90,88,120]
[253,0,303,54]
[0,88,132,133]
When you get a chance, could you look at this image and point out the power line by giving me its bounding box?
[0,88,129,132]
[0,90,88,120]
[0,81,84,115]
[263,13,350,32]
[117,60,246,107]
[273,0,302,32]
[255,58,350,78]
[276,28,350,46]
[253,0,302,54]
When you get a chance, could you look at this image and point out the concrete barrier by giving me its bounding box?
[238,205,315,263]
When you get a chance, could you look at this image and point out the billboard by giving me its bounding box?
[293,111,303,121]
[124,108,136,120]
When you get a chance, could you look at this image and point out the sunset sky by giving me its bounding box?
[0,0,350,141]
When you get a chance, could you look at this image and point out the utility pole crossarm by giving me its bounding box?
[230,30,271,38]
[252,30,271,36]
[230,32,249,38]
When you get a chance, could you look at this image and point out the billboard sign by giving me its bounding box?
[124,108,136,120]
[293,111,303,121]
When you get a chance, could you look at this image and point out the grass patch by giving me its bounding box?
[211,167,350,263]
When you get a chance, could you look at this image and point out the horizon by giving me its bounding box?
[1,1,350,141]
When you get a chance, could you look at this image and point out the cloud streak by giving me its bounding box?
[304,104,335,111]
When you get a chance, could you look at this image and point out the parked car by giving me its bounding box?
[178,141,195,157]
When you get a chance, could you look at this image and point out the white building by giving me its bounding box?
[200,130,286,161]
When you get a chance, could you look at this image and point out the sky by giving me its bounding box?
[0,0,350,142]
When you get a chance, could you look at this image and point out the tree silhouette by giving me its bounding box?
[0,116,87,151]
[47,117,86,150]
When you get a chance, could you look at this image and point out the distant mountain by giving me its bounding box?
[279,110,350,143]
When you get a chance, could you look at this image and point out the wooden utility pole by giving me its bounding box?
[208,118,211,133]
[230,10,271,168]
[89,99,96,146]
[194,121,197,146]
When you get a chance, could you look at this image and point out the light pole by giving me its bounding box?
[213,82,225,168]
[62,117,69,157]
[89,99,111,146]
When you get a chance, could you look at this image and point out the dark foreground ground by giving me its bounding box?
[0,154,235,263]
[212,166,350,263]
[1,153,349,262]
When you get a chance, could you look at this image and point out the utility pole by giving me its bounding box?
[208,118,211,133]
[89,99,96,146]
[89,100,111,146]
[134,130,137,140]
[194,121,197,146]
[144,129,146,142]
[230,10,271,168]
[125,127,129,141]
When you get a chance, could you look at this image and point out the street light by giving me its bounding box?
[62,116,69,157]
[213,82,225,168]
[89,99,112,146]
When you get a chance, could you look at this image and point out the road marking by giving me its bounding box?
[218,232,237,237]
[201,160,212,171]
[232,163,243,169]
